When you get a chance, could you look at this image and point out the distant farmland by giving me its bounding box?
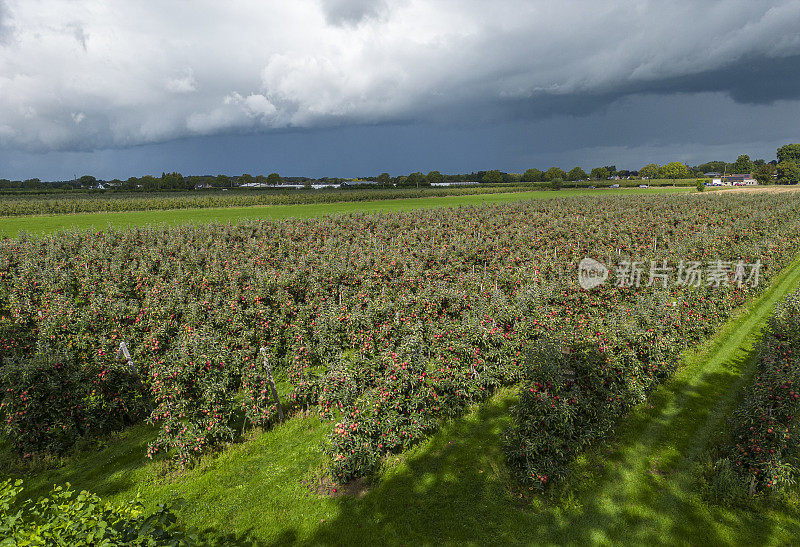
[0,186,692,236]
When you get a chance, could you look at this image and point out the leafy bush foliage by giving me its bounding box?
[328,350,439,481]
[0,348,148,455]
[147,331,242,464]
[0,479,189,545]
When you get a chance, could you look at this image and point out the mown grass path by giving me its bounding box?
[0,186,690,237]
[552,249,800,544]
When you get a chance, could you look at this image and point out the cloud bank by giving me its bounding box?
[0,0,799,152]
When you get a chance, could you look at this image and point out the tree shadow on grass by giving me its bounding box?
[561,350,790,545]
[272,352,800,546]
[4,424,159,502]
[193,525,267,547]
[4,425,273,545]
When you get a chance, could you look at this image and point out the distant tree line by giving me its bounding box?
[776,144,800,185]
[2,142,799,191]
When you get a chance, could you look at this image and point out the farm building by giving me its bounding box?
[719,174,757,186]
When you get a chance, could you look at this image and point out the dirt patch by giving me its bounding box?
[707,185,800,195]
[305,474,370,499]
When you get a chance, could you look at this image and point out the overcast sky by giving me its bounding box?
[1,0,799,180]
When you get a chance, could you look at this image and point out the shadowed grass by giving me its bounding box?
[3,417,335,544]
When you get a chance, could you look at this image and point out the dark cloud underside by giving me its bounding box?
[503,53,800,122]
[2,92,797,181]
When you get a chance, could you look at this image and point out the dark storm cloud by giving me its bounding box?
[4,91,798,182]
[641,54,800,105]
[501,53,800,122]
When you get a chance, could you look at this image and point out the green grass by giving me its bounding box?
[0,186,691,237]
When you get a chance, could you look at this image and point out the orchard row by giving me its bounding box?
[0,185,528,217]
[706,288,800,499]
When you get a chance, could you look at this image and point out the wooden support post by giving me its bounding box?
[260,347,284,422]
[116,341,136,375]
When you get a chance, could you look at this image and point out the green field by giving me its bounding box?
[6,236,800,545]
[0,186,691,237]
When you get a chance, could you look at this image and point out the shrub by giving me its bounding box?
[0,349,149,455]
[0,479,190,545]
[1,193,799,478]
[327,350,438,482]
[504,314,684,489]
[318,358,359,419]
[147,331,241,466]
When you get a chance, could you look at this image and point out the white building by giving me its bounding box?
[721,174,757,186]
